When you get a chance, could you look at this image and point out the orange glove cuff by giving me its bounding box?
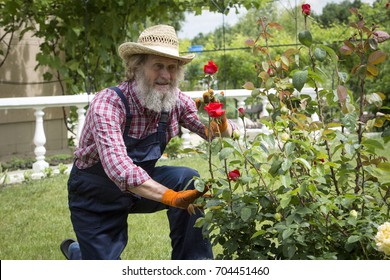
[161,189,177,207]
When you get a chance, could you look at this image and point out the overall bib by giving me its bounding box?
[67,87,213,260]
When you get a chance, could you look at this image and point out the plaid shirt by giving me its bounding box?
[75,81,211,192]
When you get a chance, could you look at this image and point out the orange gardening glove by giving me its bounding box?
[161,189,206,209]
[216,112,228,133]
[204,113,228,138]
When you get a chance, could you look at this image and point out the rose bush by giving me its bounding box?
[194,5,390,260]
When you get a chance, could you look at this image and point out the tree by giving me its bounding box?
[315,0,363,27]
[0,0,266,95]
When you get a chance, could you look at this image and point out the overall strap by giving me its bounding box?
[157,111,169,132]
[158,111,169,152]
[109,86,132,137]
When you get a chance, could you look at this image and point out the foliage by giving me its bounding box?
[195,6,390,260]
[0,0,265,94]
[313,0,364,27]
[164,136,184,159]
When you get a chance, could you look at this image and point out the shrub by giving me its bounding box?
[194,6,390,260]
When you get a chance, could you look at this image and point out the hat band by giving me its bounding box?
[143,45,180,57]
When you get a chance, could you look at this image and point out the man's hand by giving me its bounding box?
[205,112,229,137]
[162,189,206,209]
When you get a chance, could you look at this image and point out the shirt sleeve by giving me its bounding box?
[89,90,151,191]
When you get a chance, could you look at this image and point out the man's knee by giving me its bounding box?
[153,166,199,191]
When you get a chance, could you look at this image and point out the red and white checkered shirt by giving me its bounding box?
[75,81,209,192]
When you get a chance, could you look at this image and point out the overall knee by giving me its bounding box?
[175,167,199,191]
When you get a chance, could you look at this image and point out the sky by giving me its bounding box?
[178,0,377,39]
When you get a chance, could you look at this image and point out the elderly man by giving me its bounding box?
[60,25,235,260]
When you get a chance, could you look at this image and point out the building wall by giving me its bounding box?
[0,29,69,158]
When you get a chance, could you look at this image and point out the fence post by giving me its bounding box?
[32,107,49,177]
[76,105,86,146]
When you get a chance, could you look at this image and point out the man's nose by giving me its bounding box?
[159,68,171,80]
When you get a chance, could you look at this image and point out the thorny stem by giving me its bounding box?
[224,159,234,212]
[354,29,366,195]
[304,15,340,195]
[241,119,250,191]
[355,77,365,194]
[207,116,214,180]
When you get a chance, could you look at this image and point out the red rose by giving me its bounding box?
[302,4,311,16]
[228,169,241,181]
[238,107,245,118]
[204,102,226,118]
[204,60,218,75]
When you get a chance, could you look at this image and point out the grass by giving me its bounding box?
[0,155,212,260]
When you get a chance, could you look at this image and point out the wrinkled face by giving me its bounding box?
[142,55,179,92]
[135,55,180,112]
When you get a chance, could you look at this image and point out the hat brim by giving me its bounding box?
[118,42,195,65]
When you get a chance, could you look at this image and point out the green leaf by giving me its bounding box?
[294,158,311,171]
[318,44,338,63]
[285,142,296,155]
[269,159,283,177]
[219,148,234,161]
[280,174,292,187]
[282,228,294,240]
[338,71,349,83]
[365,165,390,185]
[280,195,291,209]
[251,230,266,239]
[298,30,312,47]
[314,47,327,62]
[347,235,361,244]
[308,68,325,84]
[283,244,296,259]
[295,207,313,215]
[292,70,308,92]
[240,207,252,222]
[281,159,292,171]
[362,138,385,151]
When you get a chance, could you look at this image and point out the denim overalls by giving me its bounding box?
[67,87,213,260]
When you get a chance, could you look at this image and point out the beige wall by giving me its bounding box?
[0,29,69,157]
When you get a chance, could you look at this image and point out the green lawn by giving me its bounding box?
[0,155,212,260]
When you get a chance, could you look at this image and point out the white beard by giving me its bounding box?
[135,71,178,113]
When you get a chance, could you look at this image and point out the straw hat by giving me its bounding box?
[118,25,195,64]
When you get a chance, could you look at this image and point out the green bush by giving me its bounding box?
[195,8,390,260]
